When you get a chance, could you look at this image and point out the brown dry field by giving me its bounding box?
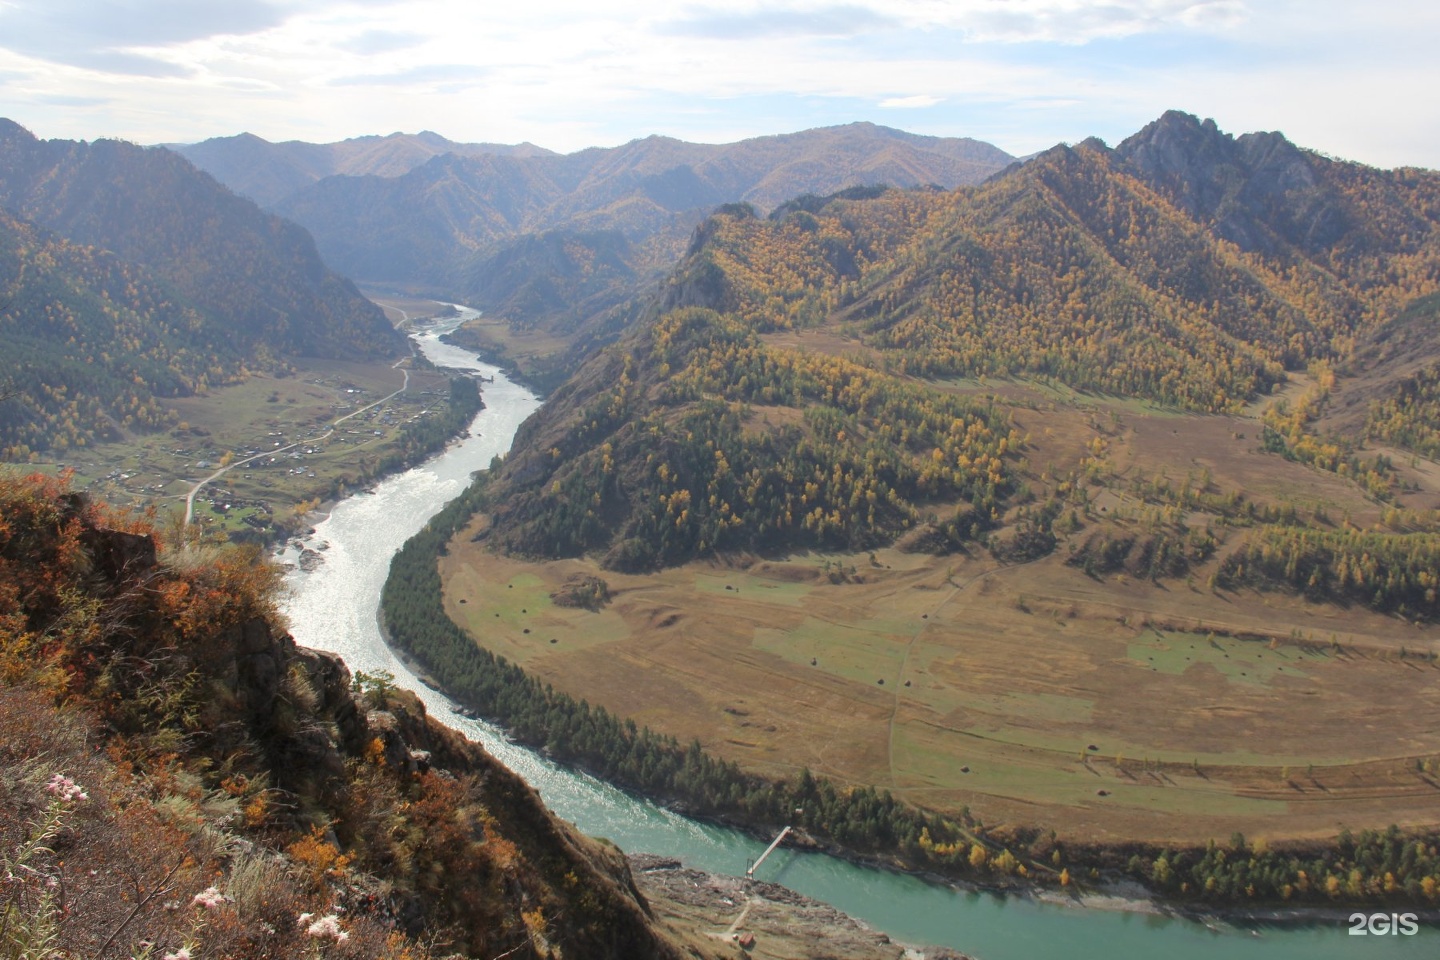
[441,390,1440,846]
[367,295,453,325]
[449,315,573,365]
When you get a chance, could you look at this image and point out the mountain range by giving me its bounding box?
[473,110,1440,568]
[169,129,556,208]
[5,105,1440,944]
[0,119,404,454]
[177,123,1016,380]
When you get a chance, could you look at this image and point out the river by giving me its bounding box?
[280,311,1434,960]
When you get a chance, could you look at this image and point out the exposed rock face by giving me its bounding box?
[1113,109,1349,256]
[627,854,974,960]
[1114,111,1241,221]
[226,616,284,725]
[90,530,159,579]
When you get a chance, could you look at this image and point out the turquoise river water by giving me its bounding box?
[279,312,1436,960]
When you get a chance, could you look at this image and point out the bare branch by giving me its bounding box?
[93,856,184,958]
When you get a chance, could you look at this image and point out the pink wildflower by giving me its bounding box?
[163,948,193,960]
[306,913,345,941]
[44,774,88,803]
[191,886,227,911]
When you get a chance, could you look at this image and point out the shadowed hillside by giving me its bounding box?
[0,470,687,959]
[0,119,402,363]
[0,119,406,455]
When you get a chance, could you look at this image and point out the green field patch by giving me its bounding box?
[448,568,633,665]
[486,573,551,619]
[982,691,1096,726]
[927,706,1338,770]
[893,728,1289,818]
[753,616,909,686]
[692,572,811,606]
[946,765,1297,818]
[892,727,1102,803]
[1086,782,1289,819]
[191,500,269,534]
[1126,630,1317,685]
[897,680,967,721]
[894,645,1098,728]
[852,614,926,637]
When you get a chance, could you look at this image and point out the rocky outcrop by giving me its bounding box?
[1113,109,1349,256]
[628,854,974,960]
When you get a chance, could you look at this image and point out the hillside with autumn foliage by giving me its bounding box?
[0,208,241,459]
[0,120,401,364]
[398,115,1440,902]
[0,470,690,960]
[0,119,406,457]
[668,113,1440,413]
[461,112,1440,578]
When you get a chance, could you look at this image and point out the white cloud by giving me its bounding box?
[879,95,942,109]
[657,5,897,39]
[861,0,1252,43]
[0,0,286,74]
[330,63,490,88]
[0,0,1434,170]
[1177,1,1248,29]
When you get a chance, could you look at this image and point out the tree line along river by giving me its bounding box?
[279,310,1434,960]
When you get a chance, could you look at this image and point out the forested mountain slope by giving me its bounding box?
[0,209,237,458]
[0,119,405,455]
[0,119,402,363]
[472,112,1440,571]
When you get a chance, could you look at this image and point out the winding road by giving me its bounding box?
[182,359,410,526]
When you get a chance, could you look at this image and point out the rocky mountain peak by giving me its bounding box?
[1110,110,1344,255]
[1114,110,1240,219]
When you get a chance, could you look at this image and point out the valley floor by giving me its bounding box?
[441,380,1440,847]
[31,299,462,541]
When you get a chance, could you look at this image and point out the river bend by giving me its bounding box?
[280,312,1431,960]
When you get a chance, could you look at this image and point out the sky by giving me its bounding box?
[0,0,1435,168]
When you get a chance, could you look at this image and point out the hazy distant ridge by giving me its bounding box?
[177,122,1013,287]
[170,129,556,208]
[174,123,1008,368]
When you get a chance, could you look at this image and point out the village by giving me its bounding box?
[46,363,457,542]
